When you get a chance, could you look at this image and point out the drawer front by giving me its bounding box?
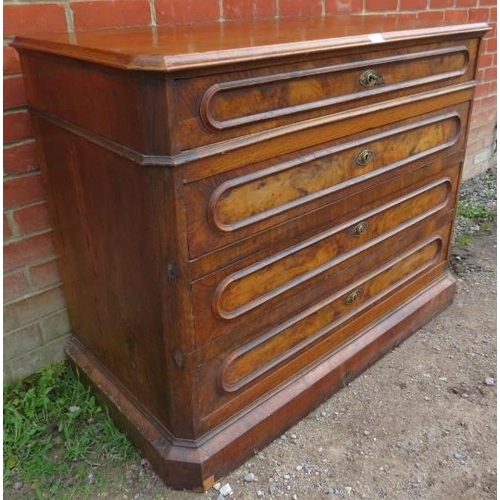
[195,222,453,430]
[191,163,459,348]
[184,103,468,260]
[174,39,478,150]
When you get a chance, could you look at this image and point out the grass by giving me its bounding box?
[457,168,497,224]
[455,235,474,246]
[457,200,497,222]
[3,361,136,499]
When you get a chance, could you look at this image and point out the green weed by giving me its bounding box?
[3,362,135,499]
[457,200,497,222]
[455,235,474,246]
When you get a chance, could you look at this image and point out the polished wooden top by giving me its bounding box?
[13,16,488,72]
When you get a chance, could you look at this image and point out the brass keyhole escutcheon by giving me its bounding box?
[359,69,384,88]
[344,288,362,305]
[352,221,369,237]
[355,149,374,167]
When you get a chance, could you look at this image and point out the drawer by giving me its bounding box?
[173,38,478,150]
[184,103,468,261]
[195,222,453,430]
[191,165,458,348]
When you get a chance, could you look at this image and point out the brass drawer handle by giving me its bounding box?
[352,221,369,237]
[355,149,374,166]
[344,288,362,305]
[359,69,384,88]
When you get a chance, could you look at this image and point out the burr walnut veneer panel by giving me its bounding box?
[13,17,488,490]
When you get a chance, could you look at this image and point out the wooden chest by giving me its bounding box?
[13,16,488,490]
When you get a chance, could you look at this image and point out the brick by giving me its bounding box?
[155,0,219,23]
[4,76,27,110]
[13,202,51,235]
[365,0,398,10]
[468,7,490,21]
[469,127,484,141]
[444,9,469,22]
[399,0,427,10]
[3,140,38,175]
[224,0,275,19]
[4,334,69,383]
[470,108,496,128]
[3,286,66,332]
[490,6,497,21]
[4,110,33,144]
[279,0,323,17]
[474,81,492,98]
[454,0,477,5]
[429,0,453,7]
[417,10,445,21]
[393,12,419,21]
[3,364,13,384]
[4,232,56,272]
[71,1,151,31]
[325,0,363,13]
[470,102,496,119]
[485,37,497,53]
[4,272,30,303]
[4,4,67,38]
[475,95,497,111]
[465,138,484,155]
[3,324,43,361]
[479,0,497,4]
[4,45,21,75]
[39,309,71,343]
[29,259,61,289]
[462,157,491,179]
[481,66,497,82]
[484,22,496,38]
[4,172,46,209]
[468,123,490,137]
[478,53,494,69]
[474,148,492,164]
[469,123,496,143]
[4,213,13,240]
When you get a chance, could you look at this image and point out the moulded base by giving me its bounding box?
[66,272,456,491]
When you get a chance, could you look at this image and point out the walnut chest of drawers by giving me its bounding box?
[14,16,488,490]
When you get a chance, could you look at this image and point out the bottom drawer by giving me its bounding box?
[194,221,453,431]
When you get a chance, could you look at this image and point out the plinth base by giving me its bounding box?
[66,273,456,491]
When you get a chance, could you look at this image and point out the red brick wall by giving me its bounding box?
[3,0,497,382]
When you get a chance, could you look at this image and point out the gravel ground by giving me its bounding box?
[7,169,497,500]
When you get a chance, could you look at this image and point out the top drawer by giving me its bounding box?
[173,38,478,151]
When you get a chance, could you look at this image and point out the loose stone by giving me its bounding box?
[219,483,233,496]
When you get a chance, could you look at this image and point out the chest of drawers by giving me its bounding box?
[14,16,488,490]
